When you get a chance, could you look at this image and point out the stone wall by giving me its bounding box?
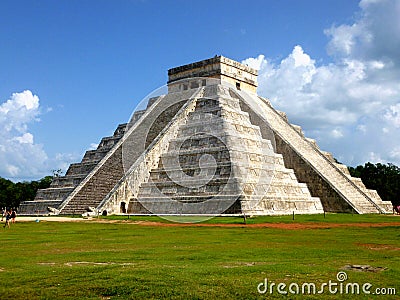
[168,56,257,94]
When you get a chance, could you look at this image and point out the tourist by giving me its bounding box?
[11,209,16,223]
[1,208,5,221]
[3,210,11,228]
[394,204,400,215]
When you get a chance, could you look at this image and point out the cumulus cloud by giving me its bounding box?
[242,54,266,71]
[331,128,344,139]
[0,91,47,179]
[244,0,400,167]
[384,103,400,128]
[0,91,75,181]
[0,90,40,132]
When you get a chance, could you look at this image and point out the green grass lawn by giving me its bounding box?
[102,212,399,224]
[0,214,399,299]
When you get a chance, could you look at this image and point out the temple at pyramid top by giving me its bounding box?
[167,55,258,93]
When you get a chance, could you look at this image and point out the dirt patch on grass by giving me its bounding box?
[342,264,387,272]
[357,243,400,251]
[221,261,269,268]
[37,261,135,267]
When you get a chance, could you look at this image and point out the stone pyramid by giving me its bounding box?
[19,56,392,216]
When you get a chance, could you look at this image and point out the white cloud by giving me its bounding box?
[242,54,266,71]
[384,103,400,128]
[324,23,363,56]
[291,45,314,68]
[331,128,344,139]
[6,165,19,177]
[89,143,99,150]
[244,0,400,167]
[0,90,40,133]
[14,133,34,144]
[368,151,384,163]
[54,152,81,174]
[0,91,75,181]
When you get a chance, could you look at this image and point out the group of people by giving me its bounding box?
[2,208,16,228]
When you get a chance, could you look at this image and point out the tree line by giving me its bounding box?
[0,162,399,210]
[348,162,400,206]
[0,176,52,209]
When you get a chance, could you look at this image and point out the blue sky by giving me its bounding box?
[1,0,399,181]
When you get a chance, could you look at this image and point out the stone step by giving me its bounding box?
[189,104,251,122]
[175,121,262,142]
[50,174,87,188]
[35,187,75,200]
[97,135,124,151]
[139,178,234,192]
[138,194,241,203]
[184,110,261,130]
[66,161,99,176]
[18,199,64,214]
[135,194,242,214]
[251,201,324,214]
[160,146,230,158]
[81,148,109,163]
[168,134,227,149]
[149,165,232,180]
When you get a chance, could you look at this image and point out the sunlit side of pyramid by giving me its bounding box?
[19,56,392,215]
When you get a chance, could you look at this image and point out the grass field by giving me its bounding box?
[0,214,399,299]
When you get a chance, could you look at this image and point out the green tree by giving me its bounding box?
[0,177,14,208]
[348,162,400,205]
[0,176,53,209]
